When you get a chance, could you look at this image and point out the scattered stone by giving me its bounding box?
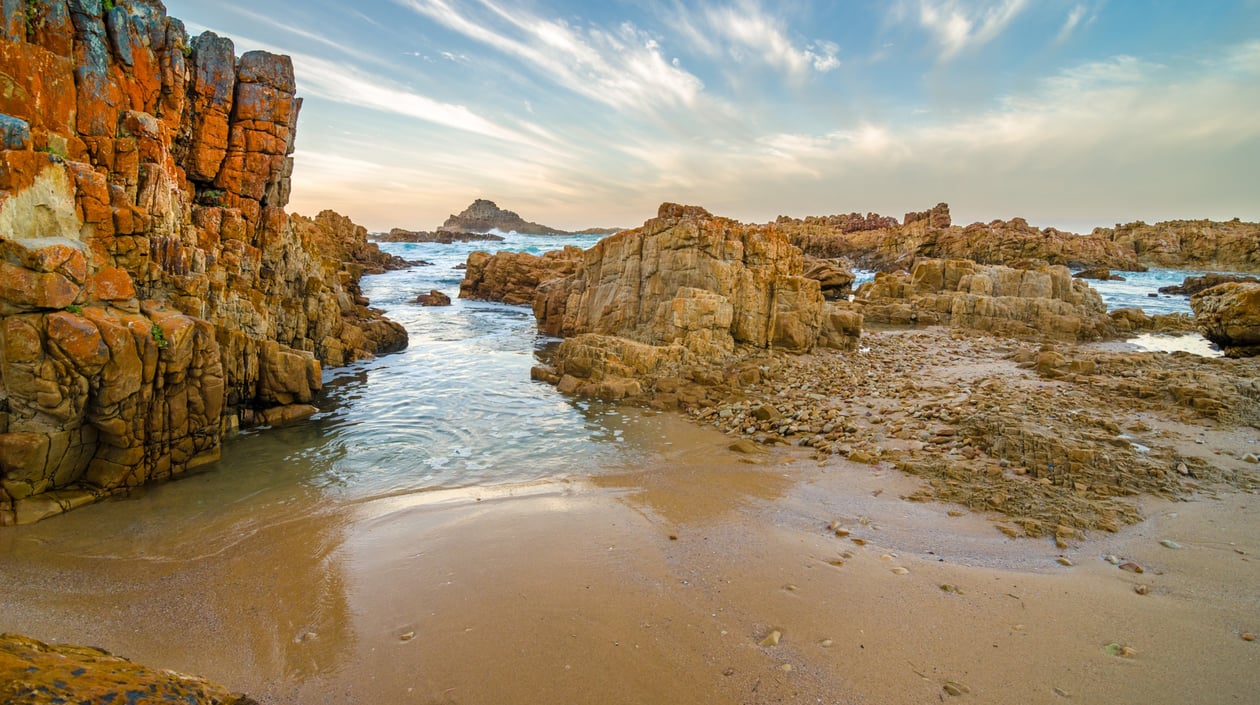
[891,566,910,575]
[729,439,768,455]
[759,630,783,647]
[834,527,851,538]
[820,639,834,647]
[1056,557,1074,567]
[779,663,793,672]
[1134,584,1150,595]
[1160,539,1183,549]
[1118,562,1145,574]
[1241,632,1255,642]
[943,681,971,696]
[1104,555,1122,565]
[399,631,415,642]
[1054,686,1072,698]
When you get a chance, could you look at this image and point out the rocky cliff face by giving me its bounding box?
[439,198,620,236]
[0,1,406,524]
[856,258,1115,341]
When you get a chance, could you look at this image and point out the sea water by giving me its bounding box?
[7,238,1226,530]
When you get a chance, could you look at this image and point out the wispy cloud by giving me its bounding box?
[897,0,1028,61]
[394,0,703,112]
[697,0,841,78]
[1055,4,1088,45]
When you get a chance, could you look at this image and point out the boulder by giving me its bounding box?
[1074,268,1125,281]
[1191,282,1260,357]
[415,289,452,306]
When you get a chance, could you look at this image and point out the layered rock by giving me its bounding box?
[786,206,1143,272]
[0,3,405,523]
[1097,218,1260,272]
[529,204,859,400]
[459,246,584,306]
[856,259,1114,341]
[0,633,258,705]
[440,198,620,236]
[1191,282,1260,358]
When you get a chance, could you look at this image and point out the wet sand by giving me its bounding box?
[1,416,1257,704]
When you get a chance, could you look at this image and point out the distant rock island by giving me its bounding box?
[439,199,622,236]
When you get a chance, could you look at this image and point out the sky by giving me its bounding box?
[161,0,1260,234]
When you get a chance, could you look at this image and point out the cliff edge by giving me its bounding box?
[0,0,406,524]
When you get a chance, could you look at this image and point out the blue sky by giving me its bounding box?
[162,0,1260,233]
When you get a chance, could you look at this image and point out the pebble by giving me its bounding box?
[1243,453,1258,464]
[850,537,867,546]
[1103,555,1122,565]
[943,681,970,696]
[779,663,793,672]
[1118,561,1145,574]
[891,566,910,575]
[399,631,415,642]
[759,630,783,647]
[1054,686,1072,698]
[1056,556,1073,566]
[820,639,834,647]
[834,528,851,537]
[1242,632,1255,642]
[1159,539,1182,549]
[1134,584,1150,595]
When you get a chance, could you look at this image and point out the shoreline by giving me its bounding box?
[2,411,1256,704]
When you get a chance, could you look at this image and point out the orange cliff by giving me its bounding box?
[0,0,407,525]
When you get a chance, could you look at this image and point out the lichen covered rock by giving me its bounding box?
[0,633,258,705]
[0,2,405,523]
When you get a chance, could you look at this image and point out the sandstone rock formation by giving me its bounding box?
[784,205,1143,272]
[459,246,584,306]
[1191,282,1260,357]
[855,259,1115,341]
[0,3,405,523]
[1096,218,1260,272]
[374,227,504,244]
[0,633,258,704]
[528,204,859,400]
[780,204,1260,274]
[440,198,620,236]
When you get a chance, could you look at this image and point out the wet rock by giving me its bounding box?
[414,289,452,306]
[1191,282,1260,357]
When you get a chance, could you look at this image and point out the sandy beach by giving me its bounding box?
[2,398,1257,704]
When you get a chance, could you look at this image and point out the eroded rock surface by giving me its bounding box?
[0,3,405,523]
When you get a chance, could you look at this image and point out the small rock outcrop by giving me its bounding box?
[440,198,620,236]
[414,289,451,306]
[529,204,859,400]
[1191,282,1260,357]
[459,246,584,306]
[0,3,405,523]
[856,259,1114,341]
[0,633,258,705]
[1159,272,1260,296]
